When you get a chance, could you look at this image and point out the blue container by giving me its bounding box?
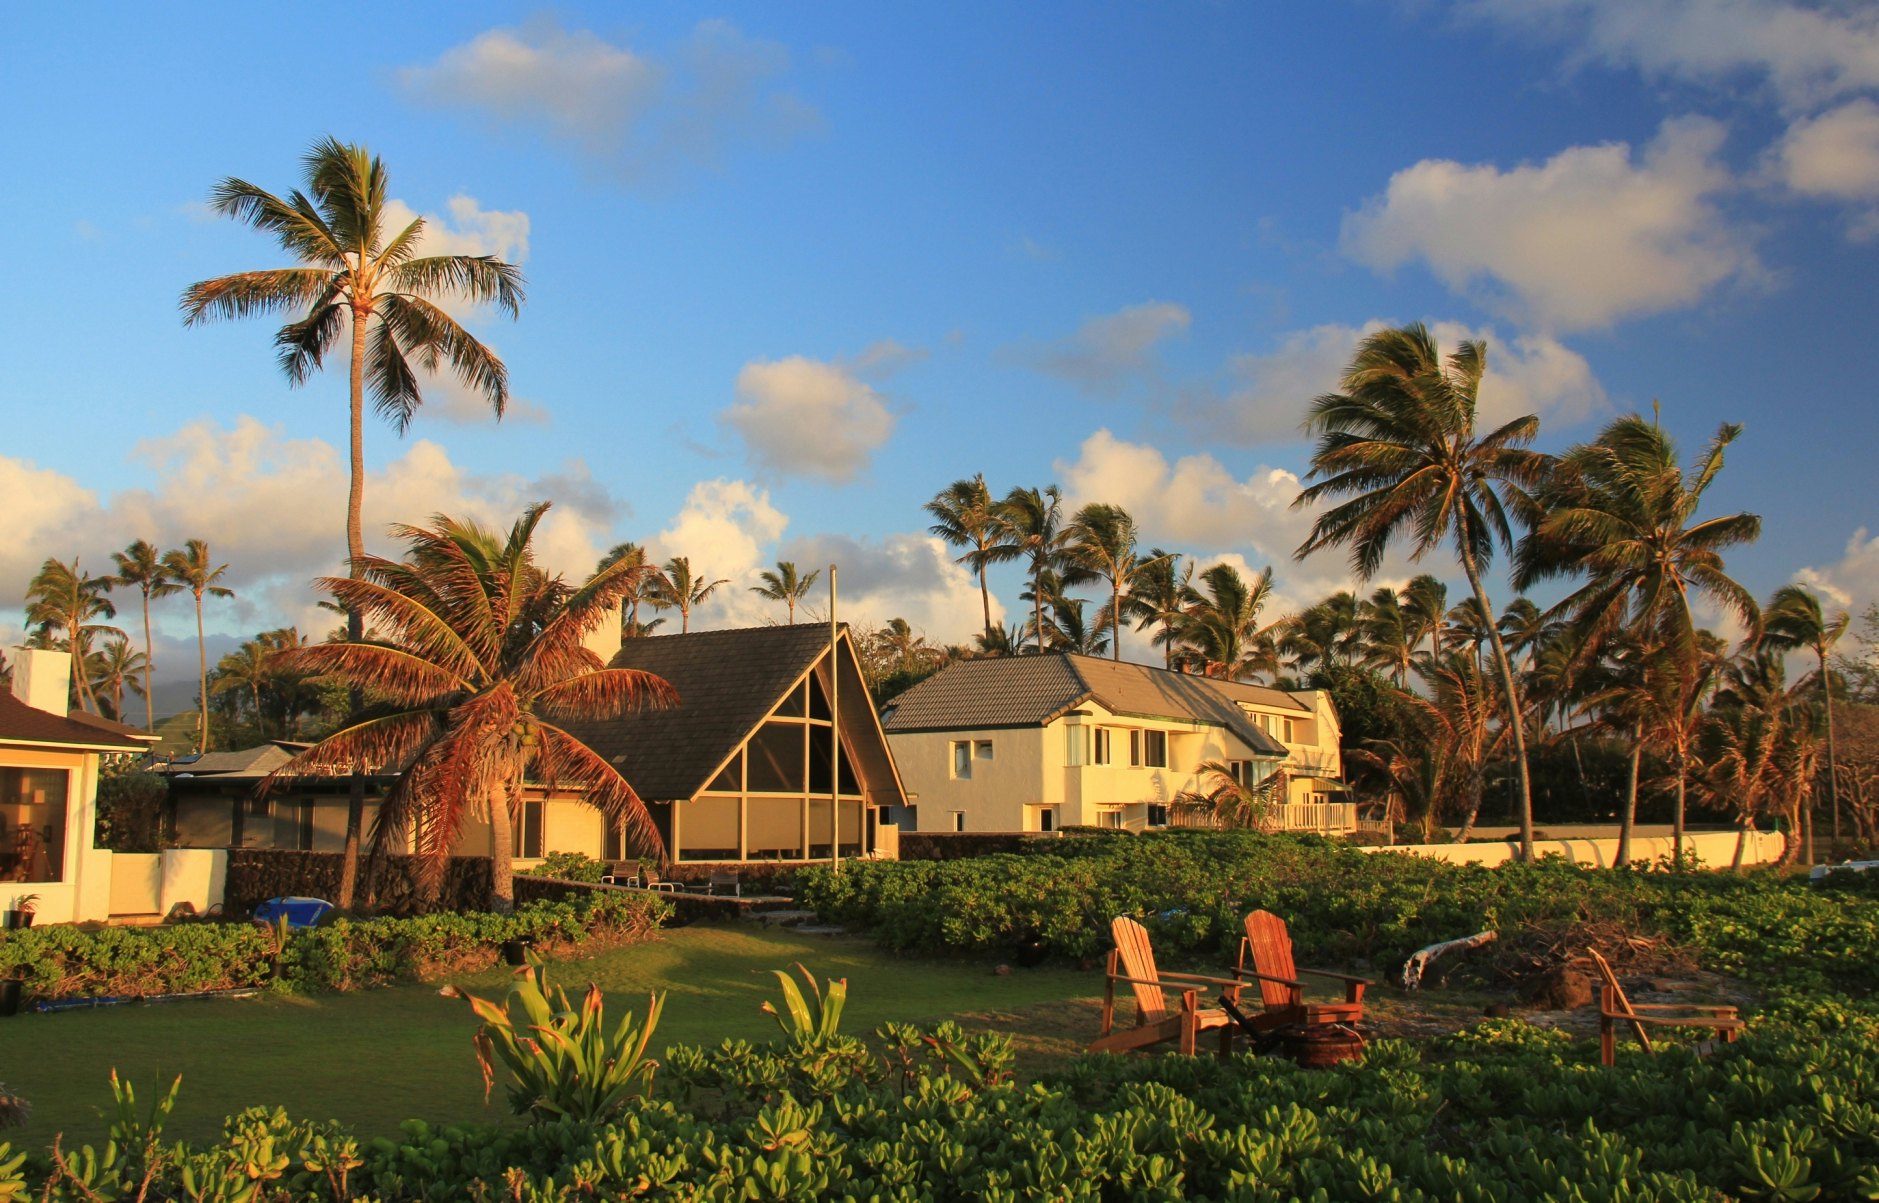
[252,896,334,928]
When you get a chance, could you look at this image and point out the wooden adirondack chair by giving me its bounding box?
[1588,948,1743,1066]
[1091,916,1241,1057]
[1231,910,1371,1035]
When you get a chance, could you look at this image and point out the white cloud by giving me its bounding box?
[779,532,991,645]
[649,479,790,629]
[1795,527,1879,620]
[1342,117,1757,331]
[1177,320,1606,443]
[1771,98,1879,239]
[397,18,818,182]
[381,194,530,266]
[722,356,895,483]
[1027,302,1191,394]
[2,419,624,655]
[1461,0,1879,111]
[845,339,928,379]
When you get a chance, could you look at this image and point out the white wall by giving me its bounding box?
[1365,829,1784,869]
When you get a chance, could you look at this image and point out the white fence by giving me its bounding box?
[1365,829,1784,869]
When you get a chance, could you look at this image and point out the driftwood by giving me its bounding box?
[1402,930,1498,990]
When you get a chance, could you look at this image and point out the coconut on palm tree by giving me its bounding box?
[182,138,524,906]
[24,557,122,715]
[649,557,728,634]
[1294,323,1549,859]
[751,561,821,625]
[925,475,1018,639]
[272,504,676,911]
[162,540,234,753]
[106,540,180,731]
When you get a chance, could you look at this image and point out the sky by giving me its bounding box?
[4,1,1878,707]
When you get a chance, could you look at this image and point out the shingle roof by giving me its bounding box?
[562,625,901,803]
[0,692,147,751]
[64,710,159,743]
[157,744,294,778]
[880,654,1302,757]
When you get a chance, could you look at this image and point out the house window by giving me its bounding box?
[1146,804,1169,827]
[976,741,994,761]
[1282,717,1296,743]
[1066,727,1087,766]
[1128,730,1141,767]
[0,768,67,882]
[1039,807,1057,832]
[951,811,966,832]
[1092,728,1112,765]
[1132,730,1168,768]
[512,799,544,859]
[951,741,973,779]
[1099,809,1124,829]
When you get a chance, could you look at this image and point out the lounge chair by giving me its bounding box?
[1588,948,1743,1066]
[1229,910,1371,1037]
[1090,916,1239,1057]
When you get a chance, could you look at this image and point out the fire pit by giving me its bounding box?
[1280,1024,1366,1067]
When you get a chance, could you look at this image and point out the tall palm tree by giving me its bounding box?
[751,561,821,625]
[182,138,524,909]
[595,543,663,638]
[1279,591,1362,678]
[926,475,1018,639]
[1041,597,1110,656]
[1358,586,1417,687]
[997,485,1081,654]
[649,557,728,634]
[1294,324,1550,858]
[107,540,181,731]
[1762,584,1849,851]
[1402,574,1450,665]
[1175,563,1280,681]
[1064,502,1164,662]
[1123,549,1193,669]
[272,504,676,910]
[24,557,121,715]
[162,540,235,753]
[213,637,275,738]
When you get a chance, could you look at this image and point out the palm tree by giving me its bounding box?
[1279,591,1362,678]
[1041,597,1110,656]
[1413,653,1506,843]
[926,475,1018,639]
[997,485,1080,654]
[751,561,820,625]
[213,638,274,738]
[1358,586,1417,687]
[181,138,524,621]
[1402,574,1450,665]
[272,504,676,910]
[24,557,121,715]
[107,540,181,731]
[1123,549,1193,669]
[1496,598,1554,674]
[649,557,728,634]
[90,634,148,722]
[162,540,235,753]
[1294,324,1550,858]
[1064,502,1165,662]
[1762,584,1849,853]
[1175,563,1280,681]
[1172,760,1284,830]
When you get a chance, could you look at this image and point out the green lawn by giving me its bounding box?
[0,923,1099,1145]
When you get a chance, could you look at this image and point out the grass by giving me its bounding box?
[0,922,1097,1145]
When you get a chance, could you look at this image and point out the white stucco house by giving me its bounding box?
[880,653,1348,834]
[0,648,150,923]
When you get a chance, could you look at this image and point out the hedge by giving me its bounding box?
[0,890,670,1000]
[222,849,493,916]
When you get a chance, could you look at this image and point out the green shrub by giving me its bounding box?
[535,851,607,883]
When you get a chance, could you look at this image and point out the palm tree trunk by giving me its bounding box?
[977,560,992,639]
[194,593,209,752]
[1455,766,1484,844]
[1112,581,1123,662]
[140,592,156,731]
[1033,568,1044,655]
[1617,724,1642,868]
[338,300,371,913]
[1459,549,1535,860]
[489,780,518,914]
[1673,754,1688,870]
[1731,820,1749,871]
[1821,649,1840,851]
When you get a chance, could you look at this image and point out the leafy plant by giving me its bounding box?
[440,961,662,1123]
[534,851,607,883]
[760,962,847,1044]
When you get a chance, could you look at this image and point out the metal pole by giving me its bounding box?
[830,564,840,875]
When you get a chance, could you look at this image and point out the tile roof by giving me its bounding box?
[0,692,147,751]
[562,625,897,803]
[156,744,295,778]
[880,653,1303,757]
[64,710,160,743]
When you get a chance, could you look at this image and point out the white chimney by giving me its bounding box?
[11,648,72,716]
[581,602,624,666]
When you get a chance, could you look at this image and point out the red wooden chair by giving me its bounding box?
[1231,910,1371,1036]
[1588,948,1743,1066]
[1090,916,1240,1057]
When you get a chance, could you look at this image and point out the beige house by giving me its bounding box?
[880,654,1347,834]
[0,649,150,923]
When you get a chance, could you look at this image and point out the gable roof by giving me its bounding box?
[156,744,295,778]
[0,692,147,752]
[65,710,160,744]
[561,624,906,804]
[880,653,1302,757]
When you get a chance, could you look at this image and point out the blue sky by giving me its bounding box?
[5,1,1878,693]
